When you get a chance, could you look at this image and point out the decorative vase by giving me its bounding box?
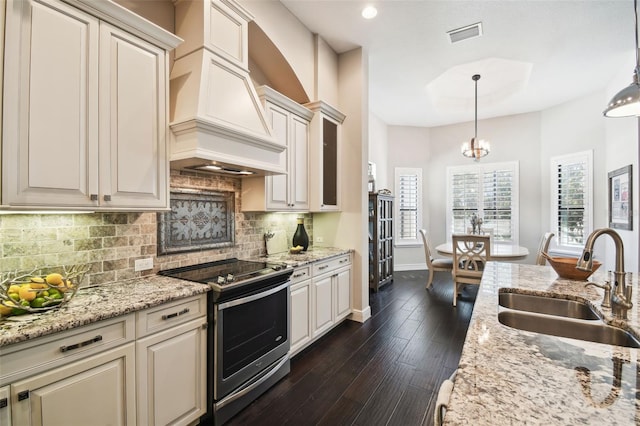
[292,218,309,251]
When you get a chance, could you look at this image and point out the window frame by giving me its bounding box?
[446,161,520,244]
[549,150,593,255]
[394,167,423,247]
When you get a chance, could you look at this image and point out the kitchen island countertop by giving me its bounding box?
[444,262,639,425]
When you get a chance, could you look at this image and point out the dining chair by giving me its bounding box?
[535,232,555,265]
[451,234,491,306]
[434,369,457,426]
[419,229,453,289]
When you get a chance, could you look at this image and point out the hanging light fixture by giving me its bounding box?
[461,74,490,161]
[604,0,640,117]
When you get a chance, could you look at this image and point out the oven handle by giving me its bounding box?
[217,280,290,310]
[215,355,289,411]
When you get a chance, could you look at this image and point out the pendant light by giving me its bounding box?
[461,74,490,161]
[604,0,640,117]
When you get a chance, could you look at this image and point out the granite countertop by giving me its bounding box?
[0,248,351,348]
[0,275,209,347]
[444,262,639,425]
[259,246,353,267]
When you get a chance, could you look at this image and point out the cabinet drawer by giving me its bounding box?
[291,266,311,284]
[136,294,207,338]
[0,314,135,386]
[312,254,351,276]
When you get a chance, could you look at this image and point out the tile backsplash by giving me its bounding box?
[0,170,312,286]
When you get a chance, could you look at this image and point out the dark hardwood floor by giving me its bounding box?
[227,270,476,426]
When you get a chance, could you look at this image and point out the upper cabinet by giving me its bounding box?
[305,101,346,212]
[1,0,181,211]
[242,86,313,212]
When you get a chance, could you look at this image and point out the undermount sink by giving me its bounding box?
[498,292,601,320]
[498,310,640,348]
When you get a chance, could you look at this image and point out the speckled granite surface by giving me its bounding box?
[444,262,640,425]
[0,249,350,348]
[259,246,352,267]
[0,275,209,347]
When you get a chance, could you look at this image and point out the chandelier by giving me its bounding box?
[461,74,490,161]
[603,0,640,117]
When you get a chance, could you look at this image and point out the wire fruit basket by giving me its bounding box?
[0,265,88,318]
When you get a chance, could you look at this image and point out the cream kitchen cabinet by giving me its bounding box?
[289,266,312,356]
[135,295,208,426]
[0,385,11,425]
[1,0,181,211]
[305,101,346,212]
[1,314,137,426]
[242,86,313,212]
[311,254,352,339]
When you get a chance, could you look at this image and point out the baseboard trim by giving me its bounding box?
[349,306,371,323]
[394,263,427,271]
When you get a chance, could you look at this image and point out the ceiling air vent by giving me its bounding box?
[447,22,483,43]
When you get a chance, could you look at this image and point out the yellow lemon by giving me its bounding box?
[0,302,14,316]
[30,276,45,283]
[18,285,36,302]
[29,282,47,289]
[8,284,20,294]
[45,273,64,286]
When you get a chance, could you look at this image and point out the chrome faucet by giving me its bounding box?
[577,228,632,320]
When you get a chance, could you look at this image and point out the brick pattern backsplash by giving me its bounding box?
[0,170,312,286]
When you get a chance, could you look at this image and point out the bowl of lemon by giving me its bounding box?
[0,265,88,318]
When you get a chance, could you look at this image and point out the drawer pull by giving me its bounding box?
[17,391,29,401]
[293,272,307,278]
[339,259,348,263]
[0,397,7,408]
[318,265,329,270]
[162,308,190,320]
[60,335,103,353]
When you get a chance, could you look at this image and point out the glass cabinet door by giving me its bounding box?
[322,117,338,207]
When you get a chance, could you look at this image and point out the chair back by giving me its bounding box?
[419,229,433,269]
[535,232,555,265]
[452,234,491,283]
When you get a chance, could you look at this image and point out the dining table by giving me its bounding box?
[435,241,530,261]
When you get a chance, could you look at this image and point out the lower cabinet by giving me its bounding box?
[136,301,207,426]
[0,294,208,426]
[290,254,352,356]
[290,266,312,356]
[11,343,136,425]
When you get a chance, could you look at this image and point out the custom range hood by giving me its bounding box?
[169,0,285,176]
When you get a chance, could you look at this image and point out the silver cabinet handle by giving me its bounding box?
[293,272,307,278]
[60,335,103,353]
[162,308,190,320]
[319,265,329,270]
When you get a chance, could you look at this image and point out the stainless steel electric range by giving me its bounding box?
[159,258,293,425]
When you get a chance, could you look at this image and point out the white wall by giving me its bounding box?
[368,113,389,190]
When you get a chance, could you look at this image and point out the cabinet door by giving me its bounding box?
[290,115,310,210]
[99,23,168,209]
[320,116,339,210]
[136,317,207,426]
[265,103,290,210]
[2,0,99,207]
[335,267,352,322]
[312,274,334,338]
[290,279,311,355]
[0,385,11,426]
[11,343,136,426]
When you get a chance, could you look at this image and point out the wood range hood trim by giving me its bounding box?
[169,0,285,177]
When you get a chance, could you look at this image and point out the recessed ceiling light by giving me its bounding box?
[362,6,377,19]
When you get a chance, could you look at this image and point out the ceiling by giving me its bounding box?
[279,0,634,128]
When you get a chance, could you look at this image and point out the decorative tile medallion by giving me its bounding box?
[157,190,235,255]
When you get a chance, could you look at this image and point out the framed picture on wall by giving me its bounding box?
[608,165,632,230]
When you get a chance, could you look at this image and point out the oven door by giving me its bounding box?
[214,280,290,400]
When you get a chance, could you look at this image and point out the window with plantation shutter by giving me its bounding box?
[447,162,519,243]
[394,168,422,245]
[550,151,593,251]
